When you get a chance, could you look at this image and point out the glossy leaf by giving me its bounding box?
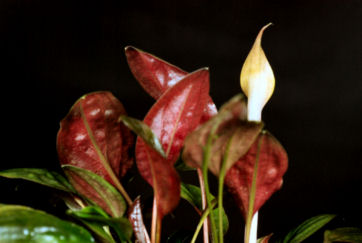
[128,197,151,243]
[119,115,166,158]
[324,227,362,243]
[57,91,134,187]
[136,68,210,218]
[280,214,335,243]
[67,206,116,243]
[63,165,126,218]
[125,46,217,123]
[0,204,94,243]
[180,183,229,235]
[125,46,188,100]
[0,168,75,193]
[182,94,263,175]
[225,131,288,219]
[67,206,133,242]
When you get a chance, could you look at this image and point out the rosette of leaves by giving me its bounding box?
[125,46,216,243]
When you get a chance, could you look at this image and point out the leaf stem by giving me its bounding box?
[197,168,210,243]
[244,135,263,243]
[202,125,220,243]
[218,138,232,243]
[191,200,217,243]
[151,197,162,243]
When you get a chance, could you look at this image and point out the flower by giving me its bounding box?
[240,23,275,122]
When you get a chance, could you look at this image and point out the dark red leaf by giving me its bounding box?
[125,46,188,100]
[57,91,134,186]
[128,197,151,243]
[136,68,210,217]
[182,95,263,175]
[125,46,217,123]
[225,131,288,219]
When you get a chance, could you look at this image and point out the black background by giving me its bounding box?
[1,0,361,242]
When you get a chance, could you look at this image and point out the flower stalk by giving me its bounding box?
[240,23,275,243]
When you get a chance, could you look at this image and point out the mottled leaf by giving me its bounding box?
[281,214,335,243]
[63,165,126,218]
[57,91,134,187]
[125,46,217,123]
[324,227,362,243]
[136,68,210,218]
[128,197,151,243]
[225,131,288,219]
[182,94,263,175]
[0,204,94,243]
[0,168,75,193]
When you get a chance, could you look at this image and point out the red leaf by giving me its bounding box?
[125,46,217,122]
[225,131,288,219]
[57,91,134,185]
[183,94,263,175]
[128,197,151,243]
[125,46,188,100]
[136,68,210,217]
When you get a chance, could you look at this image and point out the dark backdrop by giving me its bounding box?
[1,0,361,242]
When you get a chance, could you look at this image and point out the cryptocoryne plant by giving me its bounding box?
[1,24,361,243]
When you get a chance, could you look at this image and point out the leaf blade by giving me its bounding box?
[0,168,75,193]
[125,46,217,123]
[180,183,229,235]
[57,91,134,186]
[324,227,362,243]
[0,204,95,243]
[67,206,133,243]
[183,94,263,175]
[136,68,211,218]
[128,197,151,243]
[119,115,166,158]
[62,165,126,218]
[225,131,288,219]
[282,214,335,243]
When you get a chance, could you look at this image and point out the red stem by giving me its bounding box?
[197,168,210,243]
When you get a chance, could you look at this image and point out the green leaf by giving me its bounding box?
[67,206,116,243]
[0,168,75,193]
[119,115,166,158]
[324,227,362,243]
[67,206,133,242]
[180,183,229,235]
[180,183,203,210]
[0,204,94,243]
[62,165,126,217]
[282,214,336,243]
